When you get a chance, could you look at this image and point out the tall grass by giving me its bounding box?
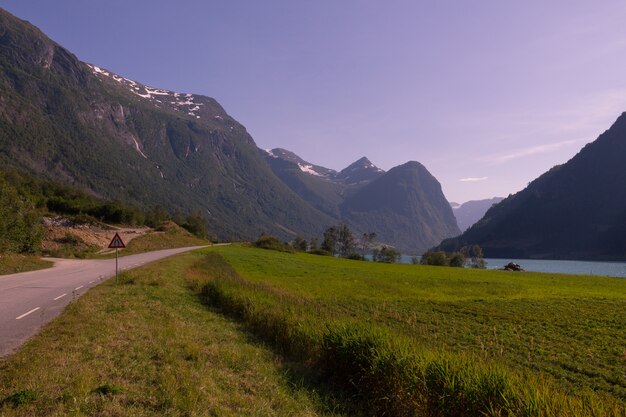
[190,249,626,417]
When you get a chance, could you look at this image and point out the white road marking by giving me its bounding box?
[53,293,67,301]
[88,280,95,284]
[75,285,83,290]
[16,307,40,320]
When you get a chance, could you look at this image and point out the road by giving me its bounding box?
[0,246,207,357]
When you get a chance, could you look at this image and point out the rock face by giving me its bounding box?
[438,113,626,260]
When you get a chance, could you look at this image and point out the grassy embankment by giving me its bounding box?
[0,248,343,417]
[0,254,52,275]
[189,245,626,416]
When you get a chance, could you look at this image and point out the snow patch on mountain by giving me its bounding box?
[87,63,204,119]
[298,163,322,176]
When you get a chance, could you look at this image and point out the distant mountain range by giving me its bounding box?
[438,113,626,260]
[0,8,459,254]
[450,198,504,231]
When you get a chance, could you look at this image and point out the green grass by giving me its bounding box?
[0,249,343,417]
[0,253,52,275]
[191,245,626,416]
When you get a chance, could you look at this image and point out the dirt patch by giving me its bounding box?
[41,217,151,253]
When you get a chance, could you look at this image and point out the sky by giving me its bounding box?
[3,0,626,203]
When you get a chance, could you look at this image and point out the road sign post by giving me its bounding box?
[108,232,126,283]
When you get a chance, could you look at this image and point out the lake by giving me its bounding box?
[400,256,626,278]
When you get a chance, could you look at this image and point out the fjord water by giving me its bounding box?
[484,258,626,278]
[402,256,626,277]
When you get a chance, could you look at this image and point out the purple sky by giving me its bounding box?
[4,1,626,203]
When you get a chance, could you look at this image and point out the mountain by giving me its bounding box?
[263,149,345,217]
[264,149,460,253]
[340,161,460,254]
[0,7,460,251]
[265,148,337,178]
[335,157,385,184]
[0,8,335,241]
[438,113,626,260]
[452,197,504,231]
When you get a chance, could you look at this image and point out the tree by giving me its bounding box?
[322,226,338,255]
[448,252,466,267]
[420,251,448,266]
[337,223,356,257]
[372,246,401,263]
[182,211,209,238]
[462,245,486,269]
[291,236,308,252]
[0,178,42,253]
[361,232,377,257]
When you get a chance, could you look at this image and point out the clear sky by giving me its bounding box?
[3,0,626,203]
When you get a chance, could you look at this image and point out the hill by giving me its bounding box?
[438,113,626,260]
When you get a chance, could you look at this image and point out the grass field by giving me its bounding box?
[0,249,342,417]
[1,244,624,416]
[192,245,626,416]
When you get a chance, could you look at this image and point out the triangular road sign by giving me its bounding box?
[108,232,126,249]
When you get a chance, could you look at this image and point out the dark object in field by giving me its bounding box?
[502,262,524,271]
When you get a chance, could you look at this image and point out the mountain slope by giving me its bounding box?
[452,197,504,231]
[341,161,460,254]
[0,8,335,241]
[438,113,626,260]
[263,149,345,217]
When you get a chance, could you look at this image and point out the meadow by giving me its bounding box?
[192,245,626,416]
[1,244,624,416]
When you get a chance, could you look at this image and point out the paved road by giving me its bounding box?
[0,246,207,357]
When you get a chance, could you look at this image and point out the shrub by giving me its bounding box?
[421,250,467,267]
[254,234,293,252]
[372,246,401,263]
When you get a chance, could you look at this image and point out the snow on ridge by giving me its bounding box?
[87,63,204,119]
[298,163,322,176]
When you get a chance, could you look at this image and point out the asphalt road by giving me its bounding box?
[0,246,207,357]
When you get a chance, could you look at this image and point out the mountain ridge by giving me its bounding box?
[437,112,626,260]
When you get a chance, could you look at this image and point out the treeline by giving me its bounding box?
[420,245,486,268]
[0,170,209,254]
[254,223,402,263]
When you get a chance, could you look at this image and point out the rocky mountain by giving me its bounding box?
[335,157,385,184]
[0,7,460,253]
[452,197,504,231]
[340,161,460,253]
[264,149,460,253]
[0,8,335,241]
[438,113,626,260]
[263,149,345,218]
[265,148,337,178]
